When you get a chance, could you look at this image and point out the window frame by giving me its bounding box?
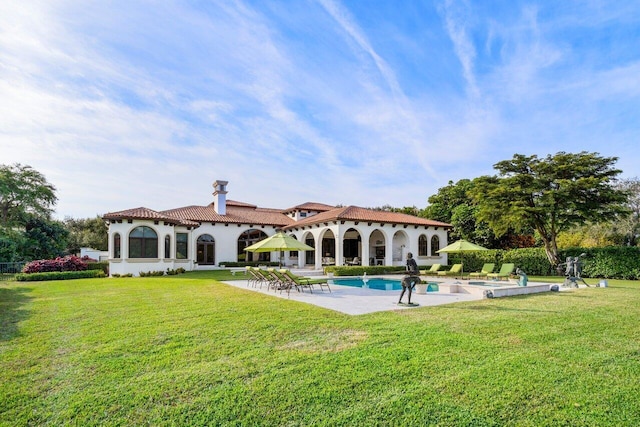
[430,235,440,256]
[418,234,428,257]
[128,226,158,258]
[176,232,188,259]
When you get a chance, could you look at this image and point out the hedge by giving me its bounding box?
[218,261,280,267]
[324,266,406,276]
[15,270,106,282]
[446,246,640,280]
[86,261,109,275]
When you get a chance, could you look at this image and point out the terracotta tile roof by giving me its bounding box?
[103,207,185,225]
[162,205,227,222]
[283,205,452,229]
[223,199,258,208]
[104,202,447,229]
[284,202,336,213]
[159,205,293,227]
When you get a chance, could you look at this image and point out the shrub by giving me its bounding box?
[22,256,88,274]
[139,270,165,277]
[16,270,105,281]
[324,266,406,276]
[86,261,109,275]
[165,268,186,276]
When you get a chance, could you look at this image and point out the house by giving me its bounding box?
[103,180,452,276]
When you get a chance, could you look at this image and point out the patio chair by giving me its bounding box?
[246,266,262,287]
[487,263,515,281]
[252,267,277,290]
[420,264,442,276]
[468,263,495,279]
[267,268,296,296]
[274,269,311,293]
[437,264,463,277]
[281,269,331,293]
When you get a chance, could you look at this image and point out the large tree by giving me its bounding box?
[23,217,69,260]
[613,177,640,246]
[0,163,57,228]
[421,179,534,248]
[470,151,628,267]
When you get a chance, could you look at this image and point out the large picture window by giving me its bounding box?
[176,233,188,259]
[129,226,158,258]
[418,234,428,256]
[430,235,440,256]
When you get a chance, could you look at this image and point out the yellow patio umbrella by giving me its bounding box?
[244,232,314,267]
[436,239,488,275]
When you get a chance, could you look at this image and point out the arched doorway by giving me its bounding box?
[369,229,385,265]
[392,231,408,263]
[321,229,336,265]
[197,234,215,265]
[343,228,361,264]
[303,232,315,265]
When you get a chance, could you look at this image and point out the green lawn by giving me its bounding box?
[1,272,639,426]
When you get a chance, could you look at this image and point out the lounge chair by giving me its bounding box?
[252,267,278,290]
[420,264,442,275]
[272,269,311,293]
[437,264,463,277]
[468,263,495,279]
[267,268,296,295]
[281,269,331,293]
[487,263,515,281]
[246,266,262,287]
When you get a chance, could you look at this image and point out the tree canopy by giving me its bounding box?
[0,163,66,261]
[421,179,535,249]
[0,163,57,228]
[470,151,628,266]
[64,216,108,254]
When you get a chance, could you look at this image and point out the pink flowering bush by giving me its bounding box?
[22,255,88,274]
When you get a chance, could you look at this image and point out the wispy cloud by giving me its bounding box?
[0,1,638,217]
[440,0,479,98]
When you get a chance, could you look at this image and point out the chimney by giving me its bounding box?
[212,180,228,215]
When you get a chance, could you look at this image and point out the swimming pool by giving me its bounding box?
[332,278,402,291]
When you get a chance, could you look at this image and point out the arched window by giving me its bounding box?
[129,226,158,258]
[113,233,121,259]
[418,234,428,256]
[164,235,171,259]
[197,234,216,265]
[430,235,440,256]
[238,229,269,262]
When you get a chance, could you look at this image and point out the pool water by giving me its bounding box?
[332,278,402,291]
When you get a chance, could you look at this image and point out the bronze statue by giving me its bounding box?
[515,268,528,286]
[398,252,421,305]
[559,253,589,287]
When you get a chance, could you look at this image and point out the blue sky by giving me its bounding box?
[1,0,639,219]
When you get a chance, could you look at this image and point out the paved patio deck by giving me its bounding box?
[222,278,486,315]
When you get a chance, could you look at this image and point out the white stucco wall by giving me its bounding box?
[107,219,448,276]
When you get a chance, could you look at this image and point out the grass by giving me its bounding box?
[1,271,639,426]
